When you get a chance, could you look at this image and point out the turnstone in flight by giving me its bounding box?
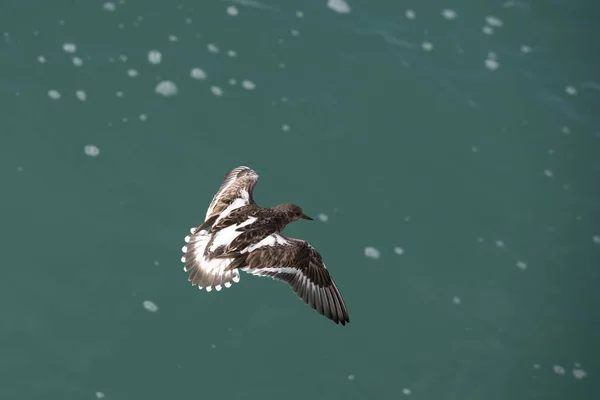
[181,166,350,325]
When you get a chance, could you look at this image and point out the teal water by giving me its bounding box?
[1,1,598,399]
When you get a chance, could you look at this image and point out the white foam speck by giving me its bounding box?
[296,11,304,18]
[291,29,300,36]
[592,235,600,244]
[553,365,565,375]
[62,43,76,53]
[211,344,217,349]
[95,392,105,399]
[544,169,554,177]
[37,55,46,63]
[562,125,571,134]
[402,388,412,396]
[143,300,158,312]
[421,42,433,51]
[72,56,83,66]
[482,26,494,35]
[168,35,178,42]
[153,260,160,266]
[229,79,237,85]
[139,114,148,121]
[76,90,87,101]
[242,80,256,90]
[227,6,239,16]
[516,260,527,270]
[116,91,124,98]
[207,43,219,53]
[471,145,479,152]
[127,69,138,77]
[573,368,588,379]
[102,2,116,12]
[405,9,416,19]
[48,90,61,100]
[327,0,351,14]
[227,50,237,57]
[452,296,461,305]
[486,16,503,27]
[565,85,578,96]
[520,45,532,53]
[190,68,207,80]
[155,80,178,96]
[533,363,541,369]
[364,246,380,259]
[393,247,404,255]
[147,50,162,64]
[495,240,506,248]
[281,124,290,131]
[485,58,500,71]
[441,9,457,20]
[347,374,355,381]
[84,145,100,156]
[317,213,329,222]
[211,86,223,96]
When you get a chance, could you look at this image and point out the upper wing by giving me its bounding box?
[241,235,350,325]
[204,166,259,223]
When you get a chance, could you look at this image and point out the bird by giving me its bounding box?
[180,166,350,325]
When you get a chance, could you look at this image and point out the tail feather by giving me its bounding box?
[181,228,241,291]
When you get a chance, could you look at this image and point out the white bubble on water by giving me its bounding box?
[211,344,217,349]
[486,16,503,27]
[155,80,178,96]
[147,50,162,64]
[211,86,223,96]
[533,363,541,369]
[48,90,61,100]
[553,365,566,375]
[402,388,412,396]
[153,260,160,266]
[190,68,207,80]
[327,0,351,14]
[452,296,461,305]
[207,43,219,53]
[561,125,571,135]
[139,114,148,121]
[405,9,416,19]
[95,392,105,399]
[592,235,600,244]
[72,56,83,66]
[62,43,76,53]
[127,68,138,77]
[516,260,527,270]
[103,2,116,12]
[421,41,433,51]
[281,124,290,131]
[364,246,380,259]
[76,90,87,101]
[544,169,554,177]
[37,55,46,63]
[227,6,239,16]
[317,213,329,222]
[227,50,237,57]
[565,85,578,96]
[393,247,404,255]
[143,300,158,312]
[168,35,178,42]
[228,79,237,85]
[520,45,532,53]
[495,240,506,248]
[482,26,494,35]
[296,10,304,18]
[347,374,355,381]
[242,80,256,90]
[573,368,588,379]
[441,9,457,20]
[84,145,100,156]
[485,58,500,71]
[291,29,300,36]
[116,91,124,98]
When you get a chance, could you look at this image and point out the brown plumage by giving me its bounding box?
[181,166,350,326]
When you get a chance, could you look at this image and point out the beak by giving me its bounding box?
[301,213,313,221]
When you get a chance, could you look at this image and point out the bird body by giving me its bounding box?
[181,166,350,325]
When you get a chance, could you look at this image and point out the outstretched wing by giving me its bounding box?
[204,166,259,224]
[240,235,350,325]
